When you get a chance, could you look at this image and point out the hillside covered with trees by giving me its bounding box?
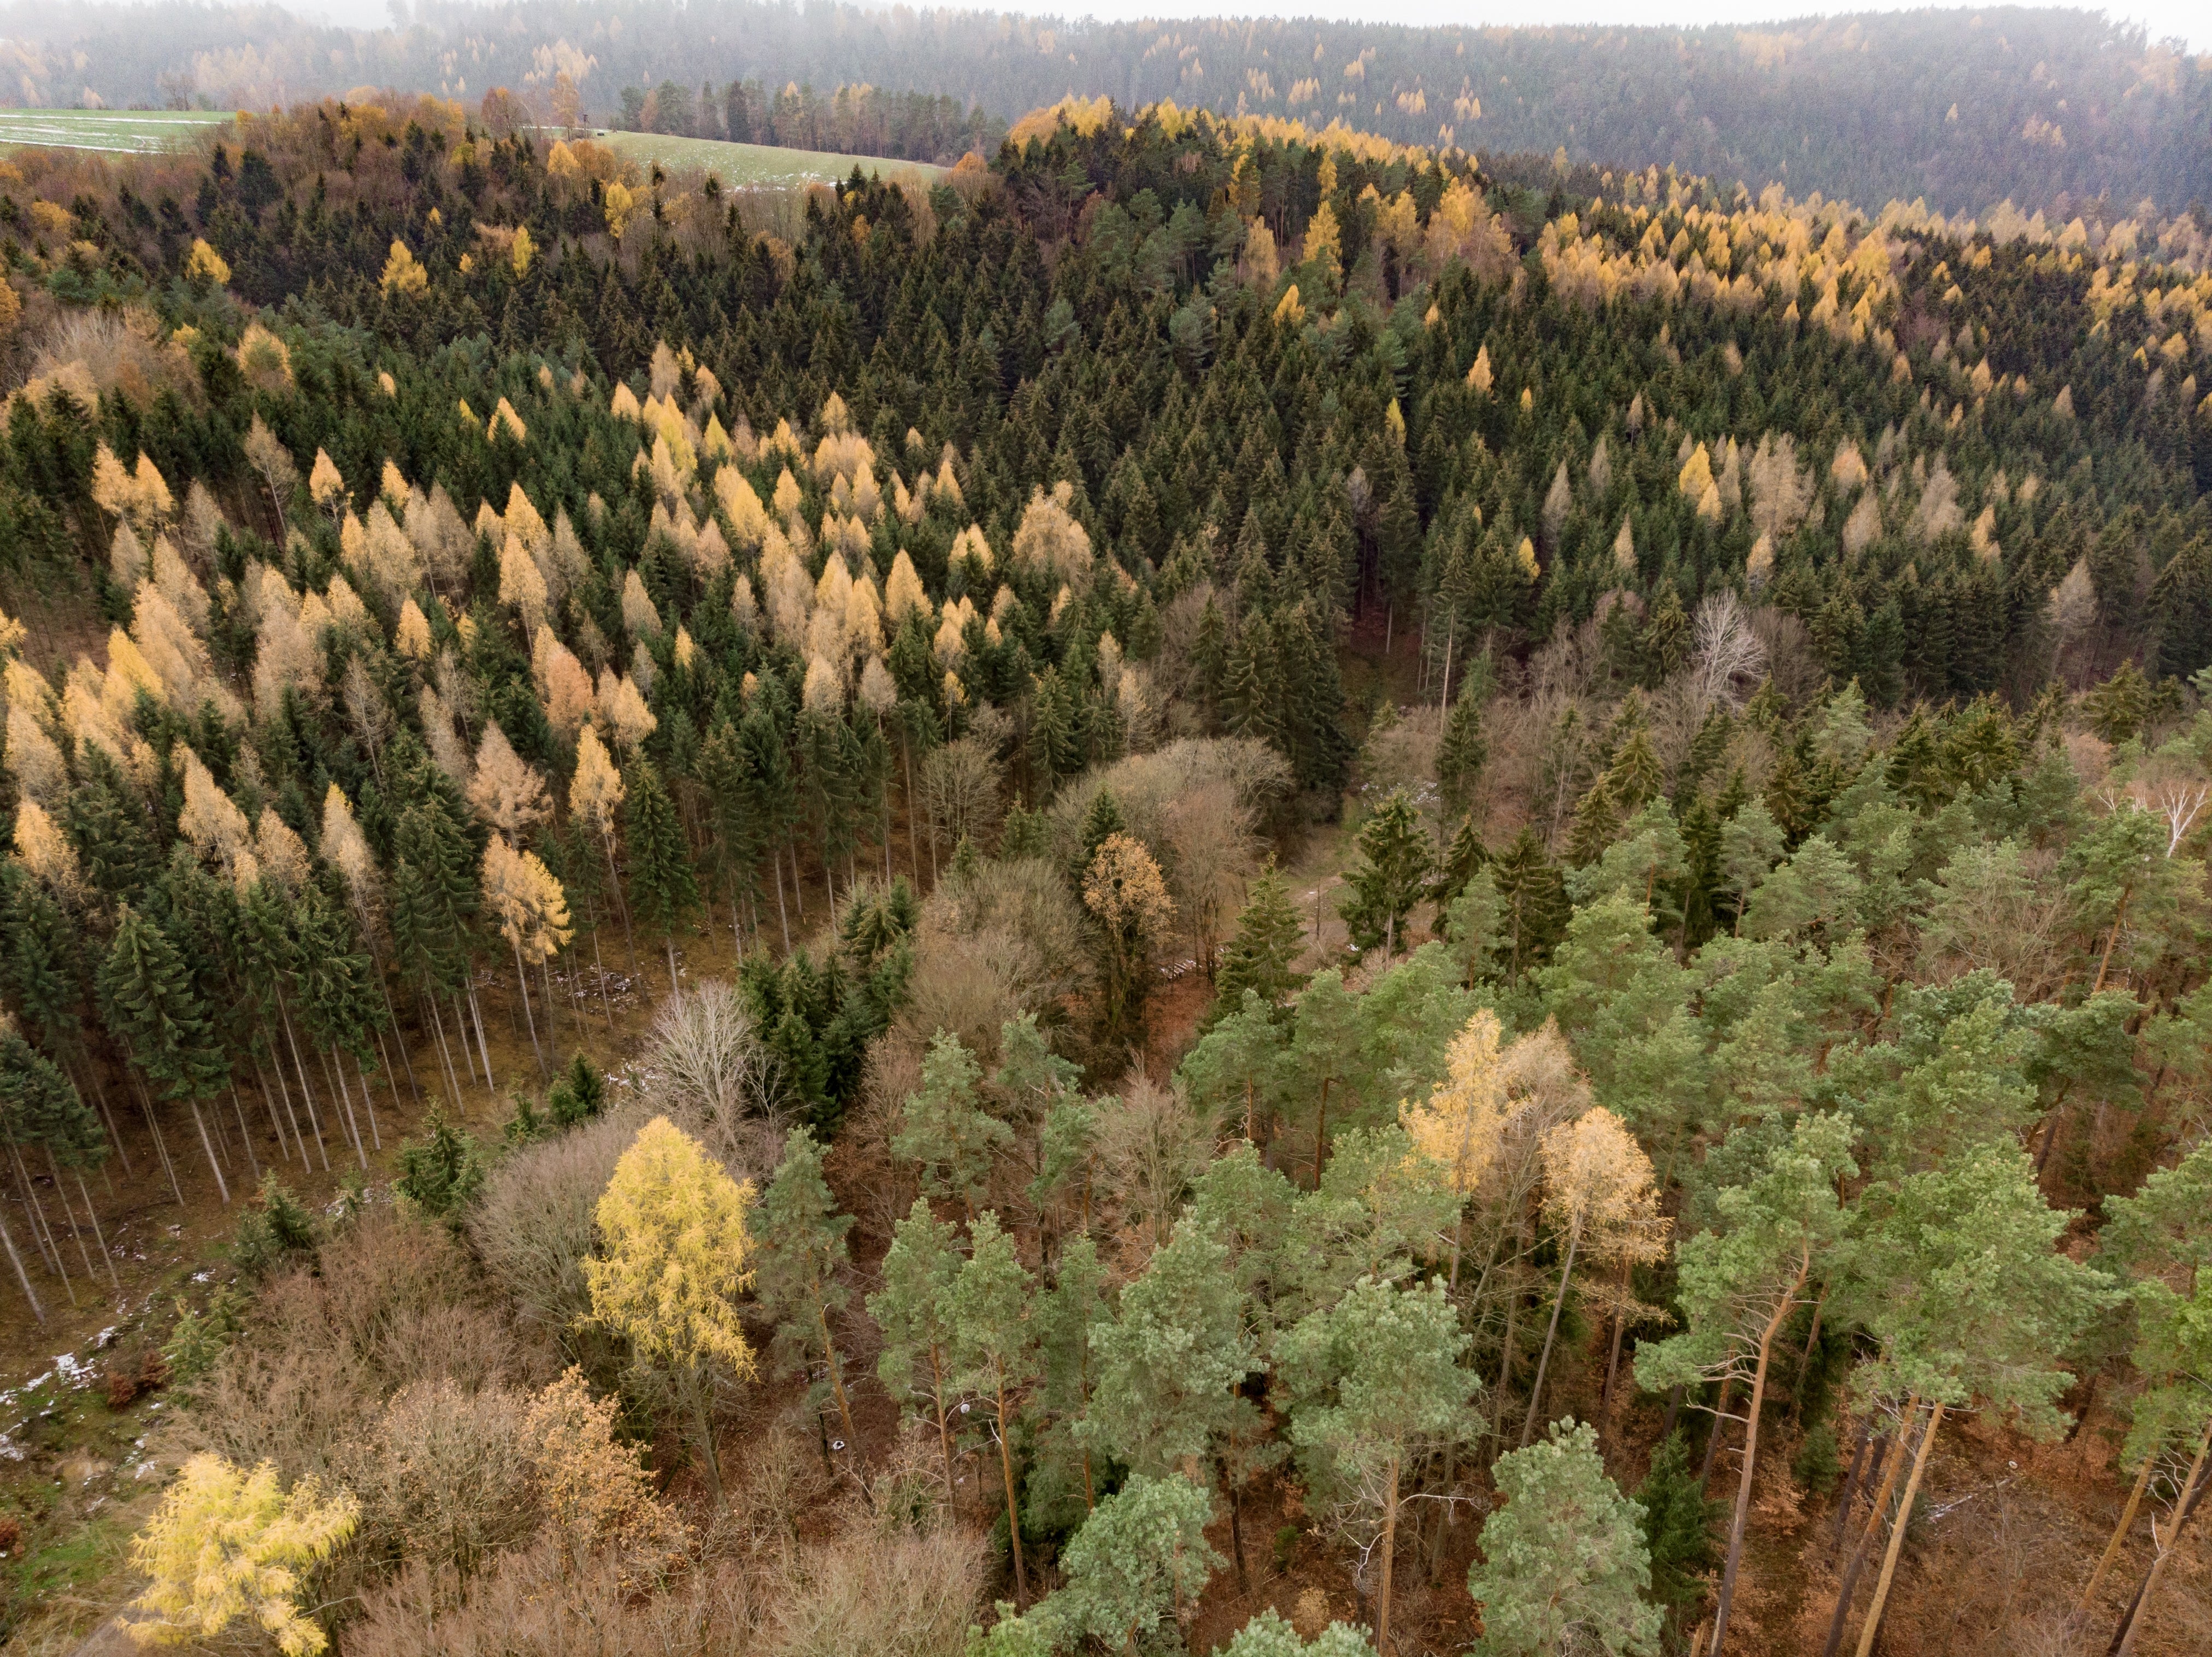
[0,81,2210,1656]
[3,3,2210,216]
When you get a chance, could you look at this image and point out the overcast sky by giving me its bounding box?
[1024,1,2207,50]
[299,0,2210,54]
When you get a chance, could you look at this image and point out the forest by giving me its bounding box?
[0,76,2210,1657]
[2,3,2210,218]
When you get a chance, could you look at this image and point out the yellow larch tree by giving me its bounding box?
[466,719,552,844]
[1520,1106,1668,1444]
[482,836,574,1072]
[125,1454,357,1656]
[1402,1007,1511,1285]
[583,1117,758,1502]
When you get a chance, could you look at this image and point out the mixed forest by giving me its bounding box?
[0,75,2211,1657]
[3,3,2211,219]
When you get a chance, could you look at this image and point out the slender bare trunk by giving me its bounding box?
[1822,1409,1913,1657]
[2110,1412,2212,1657]
[996,1368,1028,1608]
[2081,1452,2160,1612]
[1710,1267,1804,1655]
[1852,1401,1945,1657]
[225,1078,261,1180]
[1521,1221,1582,1446]
[0,1198,42,1324]
[42,1145,101,1285]
[72,1164,121,1295]
[511,938,547,1074]
[186,1098,232,1203]
[1377,1452,1402,1652]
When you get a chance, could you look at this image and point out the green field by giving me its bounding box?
[587,128,945,189]
[0,107,233,154]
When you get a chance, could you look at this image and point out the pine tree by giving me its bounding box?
[1437,673,1489,820]
[754,1127,860,1452]
[1469,1420,1661,1657]
[1339,789,1433,959]
[1211,859,1305,1024]
[950,1210,1042,1606]
[99,903,233,1203]
[868,1196,967,1503]
[622,757,699,991]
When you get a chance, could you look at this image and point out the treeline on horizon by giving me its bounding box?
[1,86,2211,1656]
[0,2,2209,218]
[611,78,1003,163]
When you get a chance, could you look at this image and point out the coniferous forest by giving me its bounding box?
[1,63,2211,1657]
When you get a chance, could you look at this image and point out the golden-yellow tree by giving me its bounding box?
[581,1117,757,1502]
[1083,831,1175,1045]
[126,1454,357,1655]
[482,836,574,1071]
[1521,1106,1667,1444]
[1401,1007,1511,1285]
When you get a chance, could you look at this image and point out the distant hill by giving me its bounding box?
[0,2,2205,215]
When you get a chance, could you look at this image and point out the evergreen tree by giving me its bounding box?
[98,903,233,1203]
[754,1126,860,1451]
[1339,789,1433,959]
[622,757,699,991]
[1211,859,1305,1024]
[1469,1419,1661,1657]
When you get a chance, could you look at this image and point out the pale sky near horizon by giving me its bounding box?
[1028,1,2205,51]
[298,0,2210,54]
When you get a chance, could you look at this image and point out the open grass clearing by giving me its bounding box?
[0,109,232,155]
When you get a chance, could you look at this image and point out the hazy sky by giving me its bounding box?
[293,0,2211,54]
[1039,1,2207,50]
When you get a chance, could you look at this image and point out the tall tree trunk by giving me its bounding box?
[1599,1260,1634,1432]
[1699,1376,1738,1488]
[225,1078,260,1180]
[1376,1451,1402,1652]
[132,1074,184,1204]
[75,1060,130,1176]
[1521,1221,1582,1446]
[817,1295,857,1450]
[276,997,331,1171]
[448,991,479,1086]
[1852,1401,1945,1657]
[2094,885,2133,994]
[70,1162,121,1295]
[772,851,792,951]
[511,937,548,1075]
[2109,1412,2212,1657]
[691,1380,725,1506]
[1829,1421,1877,1561]
[928,1344,957,1511]
[251,1049,297,1167]
[1821,1409,1914,1657]
[352,1054,384,1149]
[323,1048,367,1168]
[1709,1267,1804,1656]
[0,1198,42,1324]
[995,1370,1029,1607]
[8,1146,73,1302]
[467,985,496,1096]
[360,924,420,1104]
[2081,1450,2160,1612]
[41,1145,101,1286]
[186,1098,231,1203]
